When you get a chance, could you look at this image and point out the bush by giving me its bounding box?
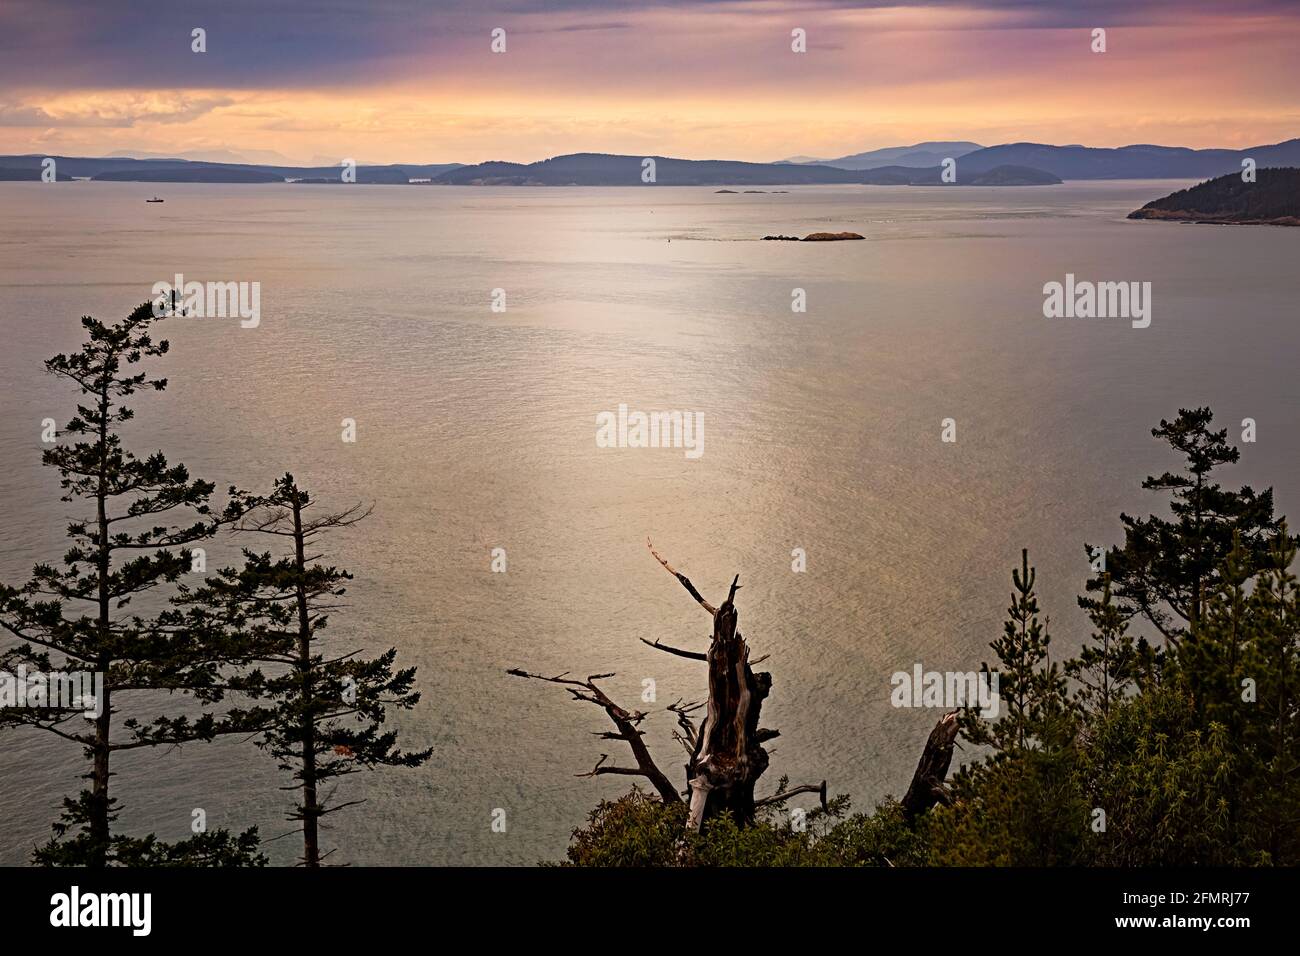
[561,789,924,867]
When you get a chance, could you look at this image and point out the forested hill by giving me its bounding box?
[1128,167,1300,225]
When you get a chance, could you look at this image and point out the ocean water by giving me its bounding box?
[1,180,1298,865]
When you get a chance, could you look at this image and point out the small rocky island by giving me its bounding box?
[763,232,865,241]
[1129,167,1300,225]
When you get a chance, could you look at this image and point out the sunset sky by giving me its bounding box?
[1,0,1297,165]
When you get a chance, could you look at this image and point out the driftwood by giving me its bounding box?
[902,711,959,822]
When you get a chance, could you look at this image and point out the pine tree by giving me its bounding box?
[0,303,264,866]
[961,549,1070,754]
[937,553,1082,865]
[1088,408,1283,645]
[1068,574,1137,723]
[1240,524,1300,861]
[1179,533,1254,731]
[1084,531,1295,864]
[177,475,431,865]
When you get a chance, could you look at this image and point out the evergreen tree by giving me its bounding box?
[1239,525,1300,861]
[177,475,431,865]
[1068,574,1137,723]
[961,549,1070,754]
[1179,533,1254,731]
[1077,529,1298,864]
[0,303,264,866]
[933,550,1083,865]
[1088,408,1283,644]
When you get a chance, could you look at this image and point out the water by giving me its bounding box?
[1,181,1298,865]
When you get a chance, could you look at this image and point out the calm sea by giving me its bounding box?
[1,180,1298,864]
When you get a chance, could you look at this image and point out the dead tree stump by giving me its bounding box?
[902,711,959,822]
[682,574,772,829]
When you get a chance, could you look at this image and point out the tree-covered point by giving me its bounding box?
[1129,167,1300,225]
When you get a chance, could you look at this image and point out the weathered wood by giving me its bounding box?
[645,547,775,831]
[505,669,683,805]
[902,711,959,822]
[685,574,771,829]
[754,780,828,811]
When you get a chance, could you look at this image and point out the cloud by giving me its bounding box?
[2,0,1293,91]
[0,104,62,126]
[0,95,233,128]
[0,103,129,127]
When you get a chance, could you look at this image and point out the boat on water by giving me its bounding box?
[146,197,164,203]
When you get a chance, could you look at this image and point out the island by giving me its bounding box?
[1128,167,1300,225]
[93,167,284,183]
[763,232,865,241]
[0,167,74,181]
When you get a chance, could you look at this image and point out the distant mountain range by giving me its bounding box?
[779,139,1300,179]
[436,154,861,186]
[433,153,1062,186]
[0,151,1053,187]
[781,141,985,170]
[106,147,298,166]
[0,154,462,184]
[959,141,1300,179]
[0,138,1297,186]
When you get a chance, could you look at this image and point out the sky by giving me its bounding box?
[0,0,1297,165]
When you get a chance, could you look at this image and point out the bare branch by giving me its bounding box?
[507,668,682,805]
[639,637,707,661]
[646,538,717,616]
[754,780,828,811]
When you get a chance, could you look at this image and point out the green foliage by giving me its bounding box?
[33,791,265,867]
[807,800,927,867]
[561,789,924,867]
[1075,686,1239,865]
[923,748,1088,866]
[1069,575,1137,722]
[562,789,688,866]
[933,549,1084,865]
[1241,525,1300,860]
[960,548,1072,755]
